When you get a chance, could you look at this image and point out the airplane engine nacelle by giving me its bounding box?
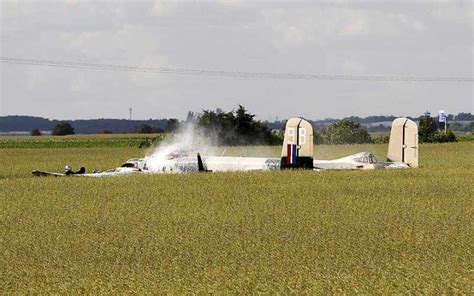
[387,118,418,168]
[280,118,314,169]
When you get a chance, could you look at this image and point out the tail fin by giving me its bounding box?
[280,118,314,169]
[387,118,419,167]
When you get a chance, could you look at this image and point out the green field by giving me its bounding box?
[0,133,163,149]
[0,136,472,293]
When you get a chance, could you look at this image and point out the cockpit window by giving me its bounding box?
[352,156,368,163]
[369,154,377,163]
[350,152,377,164]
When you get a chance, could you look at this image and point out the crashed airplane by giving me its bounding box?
[32,117,418,177]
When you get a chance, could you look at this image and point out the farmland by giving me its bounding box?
[0,133,163,149]
[0,135,472,293]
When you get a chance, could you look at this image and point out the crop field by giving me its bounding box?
[0,133,163,149]
[0,136,472,293]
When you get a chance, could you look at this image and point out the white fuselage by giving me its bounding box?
[79,152,409,177]
[147,156,280,173]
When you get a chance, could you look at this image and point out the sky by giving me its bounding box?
[0,0,473,121]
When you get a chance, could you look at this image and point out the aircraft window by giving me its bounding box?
[369,154,377,163]
[352,156,367,163]
[351,154,377,163]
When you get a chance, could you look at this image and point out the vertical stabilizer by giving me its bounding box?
[387,118,418,167]
[280,118,314,169]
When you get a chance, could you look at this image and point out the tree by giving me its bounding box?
[235,105,254,136]
[319,120,372,144]
[165,119,180,132]
[313,129,324,144]
[30,129,42,136]
[52,122,75,136]
[135,124,153,134]
[455,112,473,121]
[185,111,197,123]
[198,109,236,144]
[197,105,280,145]
[278,120,287,141]
[154,127,165,133]
[418,116,438,143]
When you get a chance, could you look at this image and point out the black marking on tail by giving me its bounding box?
[197,153,211,172]
[402,119,408,163]
[197,153,205,171]
[296,118,302,146]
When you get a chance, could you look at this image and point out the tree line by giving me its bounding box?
[265,112,474,133]
[39,106,463,145]
[3,112,473,134]
[0,116,170,134]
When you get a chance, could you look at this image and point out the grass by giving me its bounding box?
[0,134,163,149]
[0,134,162,140]
[0,140,473,293]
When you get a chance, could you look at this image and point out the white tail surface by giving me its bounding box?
[387,118,419,167]
[280,118,314,169]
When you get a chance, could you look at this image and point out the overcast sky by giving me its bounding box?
[1,0,473,120]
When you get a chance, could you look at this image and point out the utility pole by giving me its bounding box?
[129,108,132,120]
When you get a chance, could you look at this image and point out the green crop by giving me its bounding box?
[0,141,472,293]
[0,134,164,149]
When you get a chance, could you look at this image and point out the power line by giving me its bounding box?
[1,56,472,82]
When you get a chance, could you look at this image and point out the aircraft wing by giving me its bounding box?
[313,152,409,170]
[32,167,148,177]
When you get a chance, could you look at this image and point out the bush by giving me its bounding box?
[30,129,42,136]
[137,135,165,149]
[138,139,153,148]
[372,135,390,144]
[52,122,75,136]
[318,120,372,144]
[433,130,457,143]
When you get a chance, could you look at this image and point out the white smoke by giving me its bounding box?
[144,123,218,172]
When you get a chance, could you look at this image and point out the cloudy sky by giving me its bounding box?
[1,0,472,120]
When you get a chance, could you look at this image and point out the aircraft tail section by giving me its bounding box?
[280,118,314,169]
[387,118,419,167]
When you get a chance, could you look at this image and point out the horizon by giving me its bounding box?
[2,109,472,122]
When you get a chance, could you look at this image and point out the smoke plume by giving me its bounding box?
[144,123,218,171]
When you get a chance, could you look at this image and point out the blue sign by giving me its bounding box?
[438,110,446,123]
